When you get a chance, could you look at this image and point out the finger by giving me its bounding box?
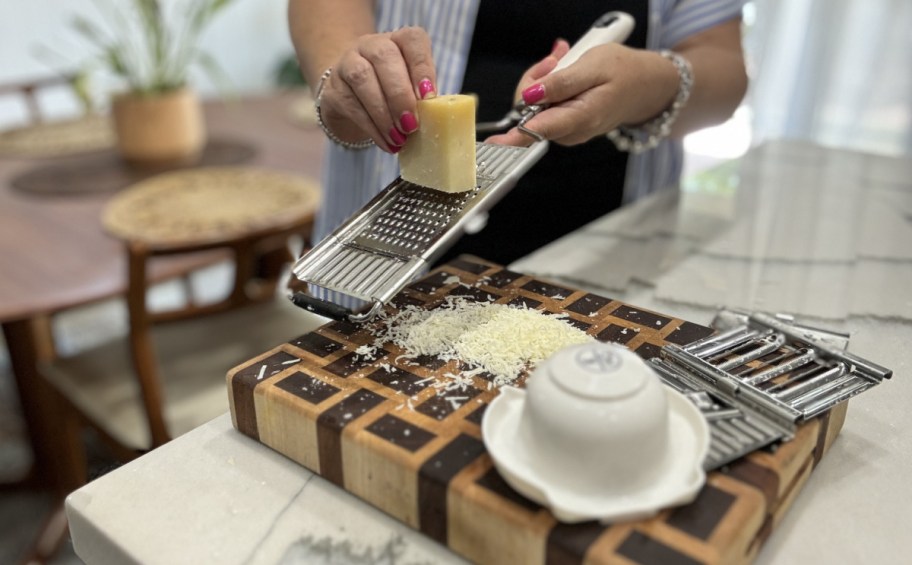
[520,103,596,146]
[359,34,420,136]
[336,49,402,151]
[511,39,572,104]
[517,55,560,94]
[530,39,570,81]
[520,47,607,106]
[551,39,571,61]
[391,26,437,99]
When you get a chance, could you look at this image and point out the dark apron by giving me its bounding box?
[437,0,649,266]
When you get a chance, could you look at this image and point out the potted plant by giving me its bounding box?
[72,0,235,165]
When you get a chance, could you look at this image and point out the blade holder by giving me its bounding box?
[653,311,892,470]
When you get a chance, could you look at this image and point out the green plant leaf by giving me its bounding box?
[67,0,236,95]
[71,70,97,114]
[71,16,109,48]
[275,54,307,87]
[190,0,236,33]
[104,46,129,78]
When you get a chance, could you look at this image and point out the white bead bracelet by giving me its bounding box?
[314,67,374,150]
[607,50,694,154]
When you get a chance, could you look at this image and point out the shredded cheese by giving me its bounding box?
[369,296,592,386]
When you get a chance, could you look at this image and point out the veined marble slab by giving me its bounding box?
[654,256,853,320]
[850,260,912,320]
[857,188,912,261]
[67,414,466,565]
[66,141,912,565]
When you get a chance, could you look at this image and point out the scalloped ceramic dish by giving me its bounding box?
[483,385,710,524]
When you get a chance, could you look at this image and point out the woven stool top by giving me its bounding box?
[0,114,114,158]
[103,166,321,247]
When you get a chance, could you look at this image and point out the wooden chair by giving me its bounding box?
[38,167,325,488]
[0,73,114,167]
[0,73,81,125]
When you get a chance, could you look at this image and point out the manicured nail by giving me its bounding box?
[522,83,545,105]
[389,144,401,154]
[399,111,418,133]
[418,79,436,99]
[389,127,407,146]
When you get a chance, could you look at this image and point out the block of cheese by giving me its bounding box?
[398,94,476,193]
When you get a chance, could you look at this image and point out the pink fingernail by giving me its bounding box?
[389,144,401,154]
[522,83,545,105]
[418,79,436,99]
[399,111,418,133]
[389,127,407,146]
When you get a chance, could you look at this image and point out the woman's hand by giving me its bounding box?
[318,26,437,153]
[487,18,747,148]
[486,41,680,147]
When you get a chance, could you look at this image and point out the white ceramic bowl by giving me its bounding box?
[483,341,709,523]
[519,342,670,495]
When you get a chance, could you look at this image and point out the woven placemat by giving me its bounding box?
[102,166,321,246]
[0,114,114,158]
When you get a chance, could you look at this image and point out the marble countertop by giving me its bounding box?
[66,140,912,564]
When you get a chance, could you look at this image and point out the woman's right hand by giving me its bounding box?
[317,26,437,153]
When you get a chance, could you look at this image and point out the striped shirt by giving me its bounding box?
[314,0,745,247]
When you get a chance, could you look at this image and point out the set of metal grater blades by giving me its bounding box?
[653,310,892,471]
[291,141,548,321]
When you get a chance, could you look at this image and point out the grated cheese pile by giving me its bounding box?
[369,296,592,386]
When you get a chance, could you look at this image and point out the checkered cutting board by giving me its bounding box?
[227,258,846,565]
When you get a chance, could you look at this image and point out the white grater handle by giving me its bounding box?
[551,12,635,74]
[516,12,635,141]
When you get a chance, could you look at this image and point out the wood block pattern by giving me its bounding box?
[227,258,846,565]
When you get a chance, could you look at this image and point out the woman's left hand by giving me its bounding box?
[485,40,680,147]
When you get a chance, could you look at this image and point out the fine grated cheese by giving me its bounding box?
[369,296,592,386]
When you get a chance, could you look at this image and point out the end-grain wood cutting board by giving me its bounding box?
[227,257,847,565]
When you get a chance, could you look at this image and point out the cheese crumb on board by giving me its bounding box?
[369,296,592,386]
[398,94,476,193]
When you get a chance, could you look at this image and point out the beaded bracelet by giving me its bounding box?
[314,67,374,150]
[607,50,694,154]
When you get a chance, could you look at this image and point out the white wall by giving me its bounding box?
[0,0,293,126]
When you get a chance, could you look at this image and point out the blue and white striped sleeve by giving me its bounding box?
[659,0,746,48]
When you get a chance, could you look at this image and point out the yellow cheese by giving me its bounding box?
[399,94,476,193]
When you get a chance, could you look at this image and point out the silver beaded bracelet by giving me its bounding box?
[314,67,375,150]
[607,50,694,154]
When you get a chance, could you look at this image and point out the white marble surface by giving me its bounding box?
[67,140,912,564]
[67,413,465,565]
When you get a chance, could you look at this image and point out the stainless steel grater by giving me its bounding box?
[652,310,892,471]
[290,11,635,321]
[290,141,548,320]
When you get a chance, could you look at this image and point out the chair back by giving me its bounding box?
[0,74,81,125]
[123,224,309,446]
[41,167,320,459]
